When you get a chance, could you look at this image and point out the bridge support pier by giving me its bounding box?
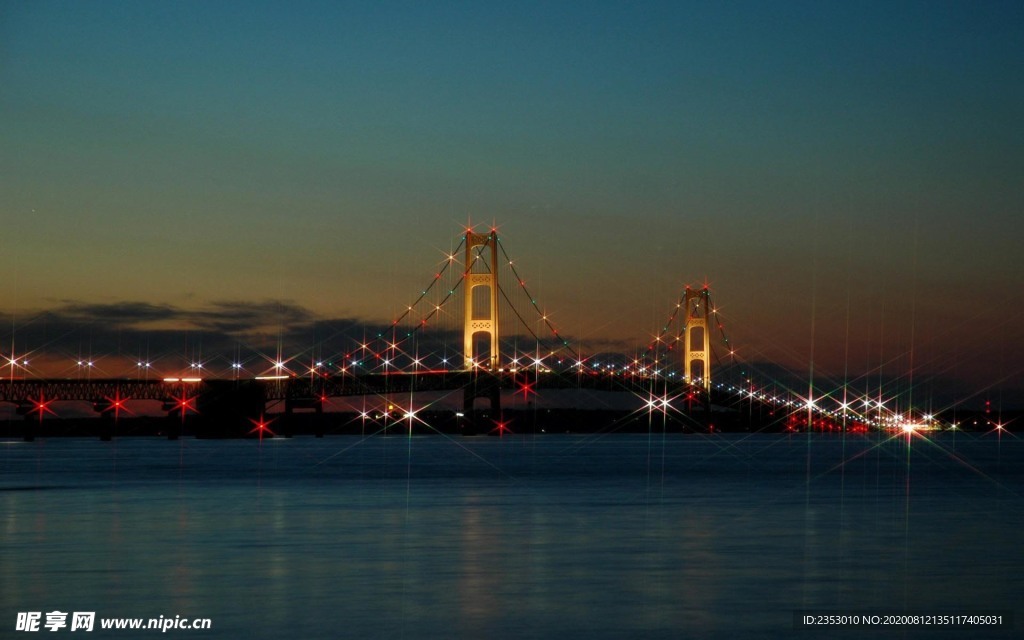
[92,400,119,441]
[15,404,36,441]
[462,374,502,436]
[97,412,114,441]
[21,417,35,442]
[163,380,266,438]
[283,396,324,438]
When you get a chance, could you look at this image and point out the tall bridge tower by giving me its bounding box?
[463,230,500,370]
[683,287,711,390]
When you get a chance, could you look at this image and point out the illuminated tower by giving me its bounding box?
[683,287,711,390]
[463,230,500,370]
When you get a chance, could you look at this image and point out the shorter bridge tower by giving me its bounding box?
[683,287,711,390]
[463,230,500,370]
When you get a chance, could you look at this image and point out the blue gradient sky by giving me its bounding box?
[2,1,1022,405]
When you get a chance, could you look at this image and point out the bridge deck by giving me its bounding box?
[0,371,705,404]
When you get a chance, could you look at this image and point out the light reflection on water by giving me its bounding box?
[1,433,1021,639]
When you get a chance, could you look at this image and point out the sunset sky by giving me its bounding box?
[2,1,1022,407]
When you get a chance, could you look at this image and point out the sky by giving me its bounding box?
[2,0,1022,408]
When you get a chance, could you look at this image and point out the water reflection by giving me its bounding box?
[0,435,1021,639]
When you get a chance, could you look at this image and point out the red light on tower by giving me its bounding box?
[491,419,512,437]
[517,379,536,401]
[102,390,132,419]
[248,415,275,441]
[168,391,196,422]
[30,392,57,422]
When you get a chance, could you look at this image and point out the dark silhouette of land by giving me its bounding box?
[2,408,1016,440]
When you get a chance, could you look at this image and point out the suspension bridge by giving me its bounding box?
[1,227,946,439]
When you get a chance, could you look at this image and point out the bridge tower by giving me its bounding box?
[683,287,711,390]
[463,230,500,370]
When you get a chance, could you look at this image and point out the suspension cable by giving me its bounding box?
[497,239,579,360]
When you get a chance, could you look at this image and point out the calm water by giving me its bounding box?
[2,432,1021,639]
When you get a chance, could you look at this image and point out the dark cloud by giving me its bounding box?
[187,300,316,334]
[0,300,567,372]
[52,301,180,326]
[0,300,334,371]
[50,299,315,335]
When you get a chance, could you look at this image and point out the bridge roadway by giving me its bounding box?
[0,370,722,409]
[0,372,816,441]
